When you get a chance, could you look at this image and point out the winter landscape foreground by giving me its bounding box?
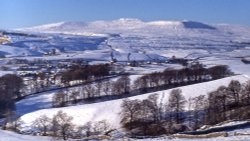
[1,19,250,140]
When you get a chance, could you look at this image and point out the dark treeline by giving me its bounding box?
[206,80,250,125]
[120,89,188,136]
[0,74,23,118]
[61,64,111,85]
[134,64,231,93]
[120,80,250,137]
[52,75,131,107]
[52,64,232,107]
[21,64,112,96]
[25,72,57,94]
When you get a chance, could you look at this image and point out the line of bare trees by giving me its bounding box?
[120,80,250,136]
[61,64,111,85]
[21,64,112,96]
[206,80,250,125]
[52,75,131,107]
[31,110,111,140]
[120,89,187,136]
[21,63,231,101]
[24,72,57,94]
[134,64,231,93]
[187,80,250,130]
[52,64,231,108]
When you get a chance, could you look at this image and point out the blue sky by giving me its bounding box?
[0,0,250,29]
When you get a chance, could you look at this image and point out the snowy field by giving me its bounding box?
[0,130,53,141]
[2,121,250,141]
[1,19,250,140]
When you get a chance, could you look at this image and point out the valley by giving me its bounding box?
[1,19,250,140]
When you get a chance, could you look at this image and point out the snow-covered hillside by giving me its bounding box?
[0,19,249,62]
[19,75,249,132]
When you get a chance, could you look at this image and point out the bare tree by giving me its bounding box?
[120,99,141,129]
[79,86,85,99]
[82,121,92,137]
[207,91,219,125]
[241,81,250,105]
[112,75,131,95]
[102,80,111,96]
[140,99,154,122]
[69,91,80,104]
[83,84,96,98]
[192,95,207,129]
[227,80,241,107]
[167,89,186,124]
[147,94,161,122]
[52,110,74,140]
[217,86,228,121]
[32,114,52,136]
[93,120,111,135]
[207,86,228,125]
[52,91,67,107]
[133,76,148,92]
[95,81,103,97]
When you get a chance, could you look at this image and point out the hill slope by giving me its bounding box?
[0,19,249,62]
[19,75,249,131]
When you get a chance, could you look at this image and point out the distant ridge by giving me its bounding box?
[1,18,250,59]
[19,18,217,33]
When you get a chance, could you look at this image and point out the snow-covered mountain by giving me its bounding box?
[21,18,217,33]
[0,19,250,61]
